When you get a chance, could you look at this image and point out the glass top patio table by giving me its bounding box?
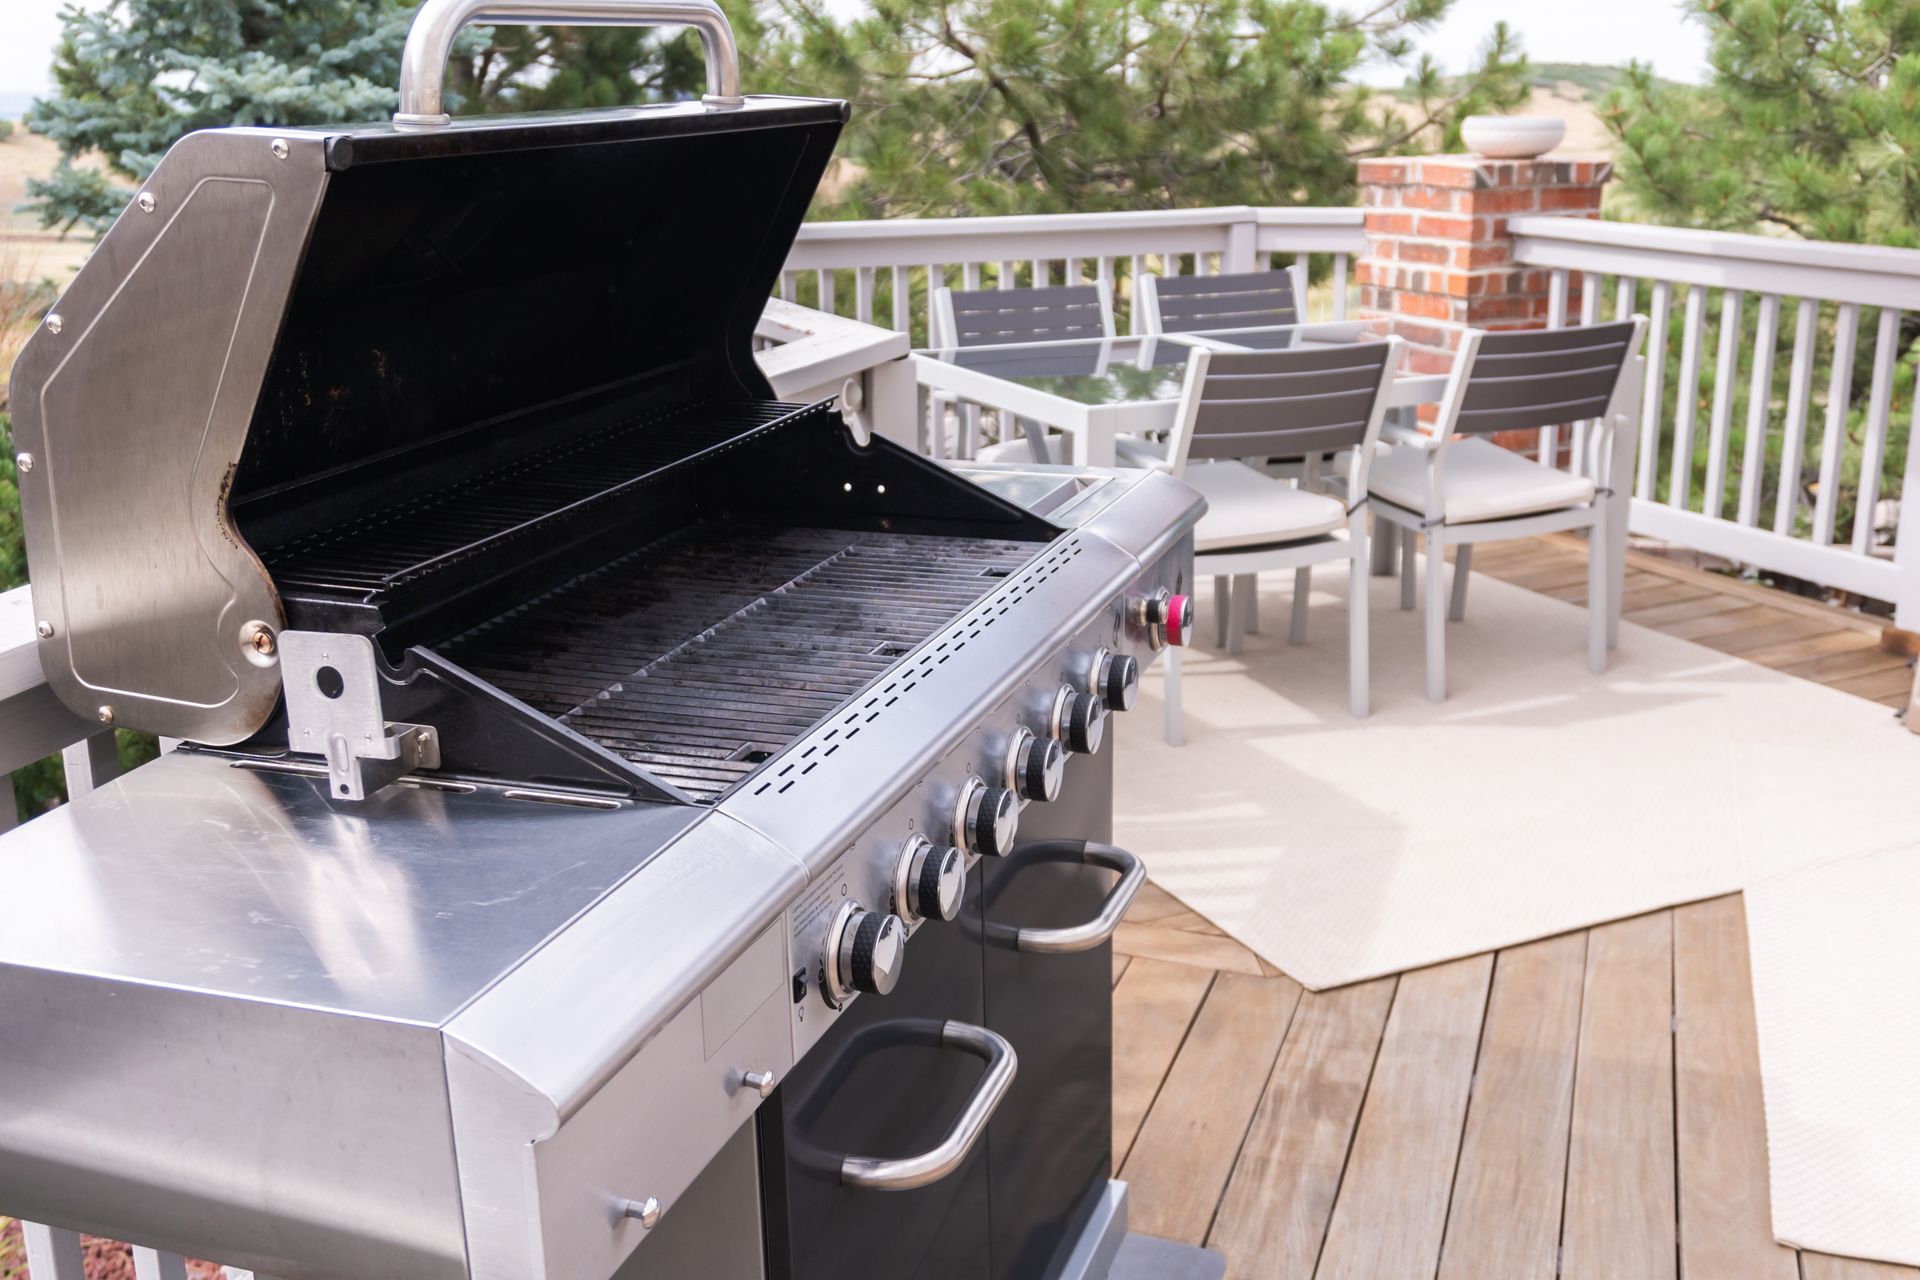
[911,318,1461,467]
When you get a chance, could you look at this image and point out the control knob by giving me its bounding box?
[1051,685,1107,755]
[1005,727,1064,803]
[1090,647,1140,712]
[894,835,965,923]
[954,776,1019,857]
[1132,590,1195,649]
[823,901,906,1007]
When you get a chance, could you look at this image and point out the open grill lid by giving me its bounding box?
[9,0,846,745]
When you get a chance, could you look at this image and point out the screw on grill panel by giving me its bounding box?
[136,192,155,213]
[14,453,32,474]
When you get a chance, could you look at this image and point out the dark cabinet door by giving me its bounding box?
[760,871,992,1280]
[979,749,1117,1280]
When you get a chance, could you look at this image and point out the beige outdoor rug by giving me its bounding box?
[1735,747,1920,1268]
[1114,559,1920,992]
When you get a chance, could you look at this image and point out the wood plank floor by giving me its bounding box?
[1114,535,1917,1280]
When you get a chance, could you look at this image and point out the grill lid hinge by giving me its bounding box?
[279,631,441,801]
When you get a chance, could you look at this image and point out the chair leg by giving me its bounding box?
[1607,490,1629,650]
[1213,575,1231,648]
[1449,543,1473,622]
[1242,573,1260,634]
[1400,528,1417,611]
[1588,508,1609,675]
[1425,532,1447,702]
[1370,519,1397,577]
[1225,576,1250,656]
[1163,646,1184,746]
[1289,567,1310,645]
[1349,520,1370,718]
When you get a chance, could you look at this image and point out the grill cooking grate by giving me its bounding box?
[437,524,1040,800]
[263,400,805,594]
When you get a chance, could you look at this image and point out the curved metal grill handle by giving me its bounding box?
[840,1021,1016,1191]
[394,0,744,128]
[1013,841,1146,954]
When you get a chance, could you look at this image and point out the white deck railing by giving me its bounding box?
[1512,216,1920,626]
[779,206,1367,340]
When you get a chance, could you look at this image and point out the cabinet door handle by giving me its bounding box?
[840,1020,1016,1191]
[1005,841,1146,954]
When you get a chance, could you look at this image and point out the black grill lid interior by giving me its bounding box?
[231,100,845,531]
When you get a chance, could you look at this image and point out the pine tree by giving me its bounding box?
[1604,0,1920,247]
[761,0,1528,218]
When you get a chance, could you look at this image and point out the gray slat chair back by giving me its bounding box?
[1450,320,1639,437]
[940,284,1110,347]
[1179,341,1396,465]
[1149,269,1300,333]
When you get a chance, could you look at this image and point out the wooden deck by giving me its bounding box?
[1112,535,1917,1280]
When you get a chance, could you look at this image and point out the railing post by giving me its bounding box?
[1224,213,1258,275]
[1896,392,1920,632]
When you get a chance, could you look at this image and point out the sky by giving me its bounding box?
[0,0,1713,102]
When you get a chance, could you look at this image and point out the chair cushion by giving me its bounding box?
[1361,437,1596,524]
[1184,461,1347,552]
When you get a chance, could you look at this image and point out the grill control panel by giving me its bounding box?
[781,531,1190,1063]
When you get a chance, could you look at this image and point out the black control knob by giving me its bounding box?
[955,776,1019,857]
[1005,727,1064,803]
[1052,686,1108,755]
[1092,648,1141,712]
[895,836,965,923]
[828,903,905,1004]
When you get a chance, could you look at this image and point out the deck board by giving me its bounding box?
[1121,972,1302,1244]
[1437,933,1586,1280]
[1673,898,1798,1280]
[1561,912,1678,1280]
[1111,537,1907,1280]
[1313,956,1492,1280]
[1209,978,1397,1280]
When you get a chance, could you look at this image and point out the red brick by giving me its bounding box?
[1465,186,1538,214]
[1399,240,1451,266]
[1415,214,1477,240]
[1400,185,1463,211]
[1400,292,1460,320]
[1420,158,1481,188]
[1357,159,1408,184]
[1539,185,1604,211]
[1453,242,1510,269]
[1364,212,1416,236]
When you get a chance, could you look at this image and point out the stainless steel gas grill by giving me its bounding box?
[0,1,1205,1278]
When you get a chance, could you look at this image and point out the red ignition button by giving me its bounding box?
[1163,594,1194,647]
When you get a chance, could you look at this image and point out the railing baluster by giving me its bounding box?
[133,1247,190,1280]
[1543,269,1569,464]
[923,263,939,341]
[1126,256,1143,332]
[1852,307,1903,555]
[1774,298,1820,535]
[1331,253,1348,320]
[23,1223,86,1280]
[1031,258,1046,287]
[1702,289,1744,520]
[1669,284,1708,509]
[854,267,874,324]
[891,265,909,332]
[1571,277,1602,476]
[63,730,122,798]
[998,260,1015,290]
[1811,301,1859,546]
[1737,293,1781,526]
[1067,256,1083,284]
[1637,280,1672,500]
[1614,275,1633,325]
[815,269,835,315]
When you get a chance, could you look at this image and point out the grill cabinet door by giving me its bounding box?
[979,748,1117,1279]
[758,870,991,1280]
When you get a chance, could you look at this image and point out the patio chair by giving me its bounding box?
[1355,318,1648,703]
[929,281,1115,462]
[1142,337,1402,737]
[1135,264,1307,336]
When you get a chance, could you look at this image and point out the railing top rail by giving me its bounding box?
[1511,215,1920,305]
[789,205,1358,243]
[2,585,44,704]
